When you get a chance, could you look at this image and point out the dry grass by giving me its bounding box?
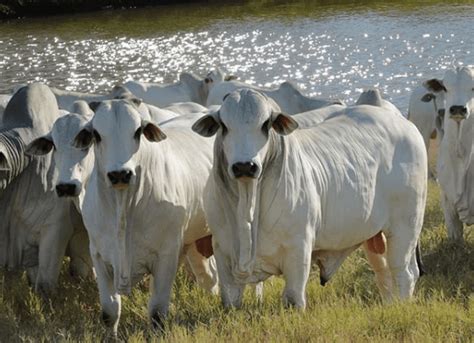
[0,144,473,341]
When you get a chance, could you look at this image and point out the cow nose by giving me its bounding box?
[55,183,77,197]
[231,162,259,178]
[107,170,133,185]
[449,105,467,117]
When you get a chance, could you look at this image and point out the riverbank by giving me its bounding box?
[0,0,214,20]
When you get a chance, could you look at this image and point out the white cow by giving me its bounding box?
[193,89,427,308]
[124,69,221,107]
[27,100,218,294]
[0,84,92,295]
[207,80,342,114]
[50,87,112,112]
[71,99,216,334]
[434,67,474,241]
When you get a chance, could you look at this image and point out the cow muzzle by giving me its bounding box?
[55,183,79,197]
[231,162,259,179]
[449,105,468,122]
[107,169,133,189]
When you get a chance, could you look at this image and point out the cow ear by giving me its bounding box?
[224,75,238,81]
[141,120,167,142]
[129,98,142,108]
[88,101,102,112]
[272,113,299,135]
[25,134,54,156]
[421,93,434,102]
[73,122,95,149]
[192,113,220,137]
[423,79,447,92]
[0,152,9,171]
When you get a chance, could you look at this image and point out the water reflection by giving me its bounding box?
[0,1,472,112]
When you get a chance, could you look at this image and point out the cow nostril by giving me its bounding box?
[249,162,258,175]
[55,183,76,197]
[108,170,132,185]
[123,171,132,183]
[107,172,119,184]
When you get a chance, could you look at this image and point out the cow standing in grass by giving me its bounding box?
[72,99,216,334]
[193,89,427,308]
[432,67,474,241]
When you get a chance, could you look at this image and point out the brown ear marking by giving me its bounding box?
[74,128,95,149]
[191,115,220,137]
[143,122,166,142]
[424,79,447,92]
[89,101,102,112]
[272,113,299,135]
[25,136,55,156]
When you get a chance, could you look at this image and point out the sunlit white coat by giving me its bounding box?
[193,89,427,309]
[72,99,215,334]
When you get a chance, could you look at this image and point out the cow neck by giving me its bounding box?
[439,115,474,221]
[113,187,134,294]
[214,131,283,282]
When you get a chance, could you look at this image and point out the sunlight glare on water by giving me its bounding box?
[0,1,473,113]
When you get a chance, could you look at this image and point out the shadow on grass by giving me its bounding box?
[420,236,474,299]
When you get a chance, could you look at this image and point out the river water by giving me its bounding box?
[0,1,473,113]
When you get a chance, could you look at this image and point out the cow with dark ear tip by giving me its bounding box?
[436,66,474,242]
[195,88,427,309]
[1,83,94,296]
[74,99,218,335]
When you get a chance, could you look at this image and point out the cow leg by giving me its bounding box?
[362,242,393,301]
[441,193,464,241]
[92,252,121,336]
[281,242,311,309]
[214,246,245,308]
[67,225,93,279]
[36,219,73,297]
[148,250,180,331]
[67,204,93,279]
[185,243,219,294]
[385,227,420,301]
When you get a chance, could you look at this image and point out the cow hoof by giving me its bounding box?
[101,311,115,327]
[151,312,165,332]
[320,275,328,286]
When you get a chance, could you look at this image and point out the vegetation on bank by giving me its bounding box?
[0,179,472,341]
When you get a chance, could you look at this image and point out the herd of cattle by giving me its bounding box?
[0,66,472,334]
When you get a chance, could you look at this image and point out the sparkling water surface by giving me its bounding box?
[0,1,473,113]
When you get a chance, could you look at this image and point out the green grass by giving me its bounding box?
[0,181,473,342]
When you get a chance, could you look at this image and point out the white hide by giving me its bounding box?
[194,89,427,309]
[124,71,214,107]
[206,80,341,114]
[75,100,215,333]
[50,87,112,112]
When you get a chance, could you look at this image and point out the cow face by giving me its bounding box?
[192,89,298,181]
[26,113,93,197]
[422,78,447,134]
[442,67,474,123]
[73,99,166,190]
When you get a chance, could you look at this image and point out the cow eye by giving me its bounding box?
[261,119,271,134]
[220,122,228,135]
[93,130,101,143]
[134,127,143,140]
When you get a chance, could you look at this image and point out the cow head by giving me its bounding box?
[72,99,166,190]
[193,89,298,181]
[25,111,94,197]
[422,78,447,134]
[442,67,474,123]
